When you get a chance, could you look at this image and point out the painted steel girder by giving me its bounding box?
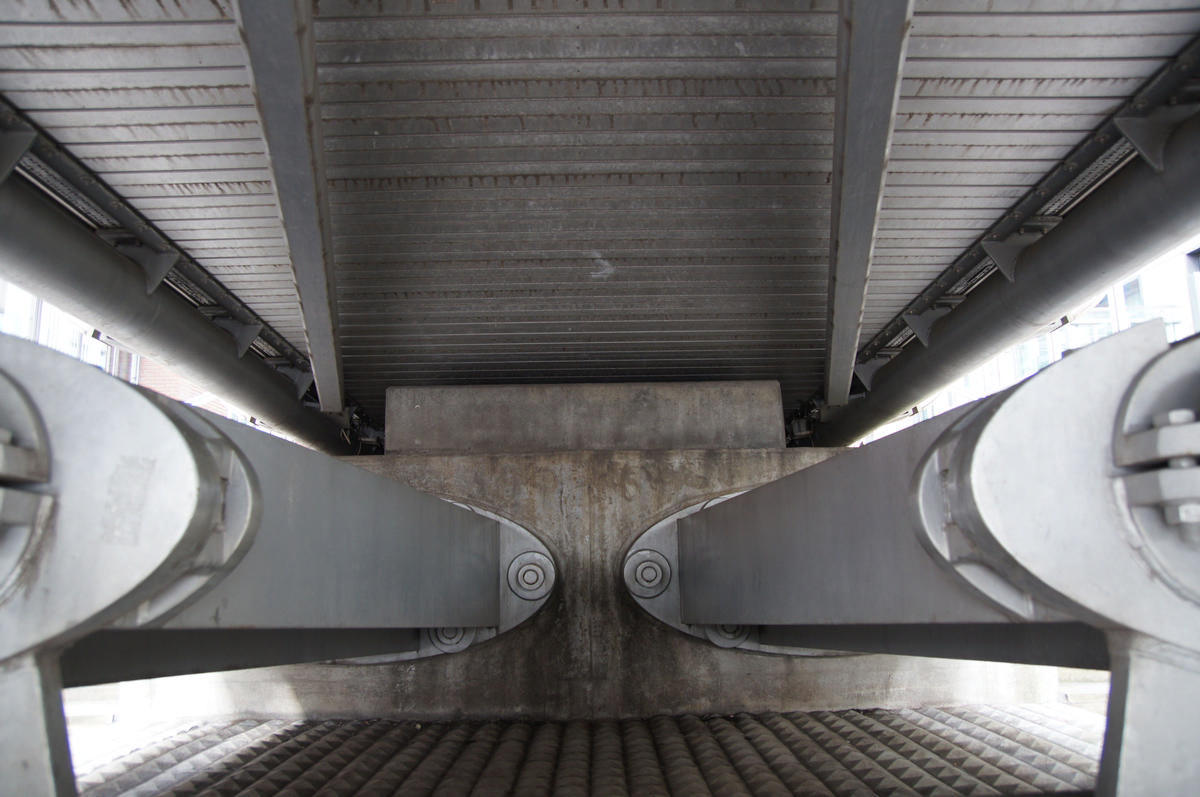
[625,320,1200,795]
[0,333,556,796]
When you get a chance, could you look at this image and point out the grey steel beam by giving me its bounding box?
[0,95,313,377]
[0,334,557,796]
[627,321,1200,796]
[0,177,348,454]
[759,623,1109,669]
[59,629,423,687]
[680,403,1021,627]
[820,112,1200,446]
[161,407,501,631]
[0,655,72,797]
[235,0,344,414]
[823,0,913,406]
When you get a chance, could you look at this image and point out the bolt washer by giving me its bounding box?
[704,624,751,649]
[429,626,476,653]
[507,551,555,601]
[624,549,671,598]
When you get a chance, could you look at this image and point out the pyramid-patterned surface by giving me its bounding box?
[75,706,1103,796]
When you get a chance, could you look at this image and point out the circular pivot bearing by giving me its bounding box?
[624,549,671,598]
[507,551,555,601]
[430,626,476,653]
[704,624,751,649]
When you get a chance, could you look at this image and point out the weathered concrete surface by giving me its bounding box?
[129,448,1058,721]
[385,381,785,453]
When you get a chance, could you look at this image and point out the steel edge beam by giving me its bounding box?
[823,0,913,406]
[818,113,1200,446]
[235,0,345,414]
[0,95,312,375]
[0,177,350,455]
[855,33,1200,369]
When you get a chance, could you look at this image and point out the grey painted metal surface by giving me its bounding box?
[316,2,1200,421]
[0,94,312,376]
[759,623,1110,669]
[160,412,502,631]
[59,630,424,688]
[0,333,237,663]
[2,655,72,797]
[822,111,1200,446]
[316,2,838,419]
[677,403,1021,626]
[0,177,347,453]
[234,0,345,414]
[858,11,1200,369]
[824,0,912,407]
[1100,632,1200,795]
[629,322,1200,795]
[3,2,1200,429]
[0,335,557,797]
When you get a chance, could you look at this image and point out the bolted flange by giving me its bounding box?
[623,497,852,657]
[624,549,671,598]
[1115,333,1200,605]
[507,551,555,601]
[428,626,476,654]
[703,624,751,649]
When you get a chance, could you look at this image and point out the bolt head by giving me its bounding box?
[624,549,671,599]
[635,561,663,589]
[1165,503,1200,526]
[507,551,555,601]
[1153,409,1197,427]
[429,626,475,654]
[703,624,751,649]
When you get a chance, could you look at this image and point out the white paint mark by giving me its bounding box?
[587,250,615,280]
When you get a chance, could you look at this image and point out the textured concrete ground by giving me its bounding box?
[74,705,1105,796]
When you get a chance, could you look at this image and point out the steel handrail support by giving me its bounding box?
[0,334,556,797]
[627,320,1200,795]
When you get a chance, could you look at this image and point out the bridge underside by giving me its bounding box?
[2,3,1200,796]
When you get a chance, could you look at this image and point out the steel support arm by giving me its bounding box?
[625,321,1200,795]
[0,334,557,796]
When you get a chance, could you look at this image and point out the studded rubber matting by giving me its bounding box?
[75,705,1105,796]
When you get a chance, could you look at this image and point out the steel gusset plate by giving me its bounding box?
[622,495,851,657]
[335,508,558,664]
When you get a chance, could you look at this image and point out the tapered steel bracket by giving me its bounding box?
[0,334,558,796]
[0,130,34,185]
[852,354,892,392]
[901,305,953,347]
[1116,103,1200,172]
[626,321,1200,796]
[623,497,850,659]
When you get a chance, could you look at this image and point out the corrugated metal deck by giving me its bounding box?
[864,3,1199,342]
[316,1,838,417]
[3,1,1200,422]
[75,705,1105,796]
[0,0,309,349]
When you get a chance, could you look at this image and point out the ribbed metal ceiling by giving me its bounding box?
[317,0,838,419]
[0,0,309,351]
[864,1,1200,345]
[2,1,1200,424]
